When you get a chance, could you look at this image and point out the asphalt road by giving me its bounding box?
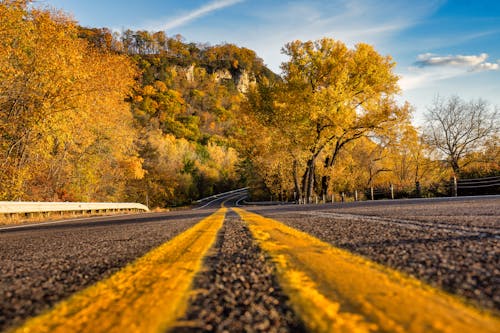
[244,195,500,312]
[0,209,213,331]
[174,210,305,332]
[1,195,498,331]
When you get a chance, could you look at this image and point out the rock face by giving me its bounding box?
[185,64,195,84]
[213,68,233,82]
[235,70,255,93]
[213,68,256,93]
[178,64,257,93]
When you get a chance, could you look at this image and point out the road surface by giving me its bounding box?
[1,195,498,332]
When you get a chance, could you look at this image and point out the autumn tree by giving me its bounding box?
[0,1,142,201]
[325,137,392,198]
[459,134,500,178]
[277,38,403,201]
[77,27,115,51]
[202,44,264,74]
[423,95,499,176]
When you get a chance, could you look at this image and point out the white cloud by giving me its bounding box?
[400,53,499,91]
[473,61,500,71]
[414,53,499,72]
[148,0,244,31]
[415,53,487,67]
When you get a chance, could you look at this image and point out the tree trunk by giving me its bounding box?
[301,165,309,203]
[321,145,343,199]
[321,175,329,197]
[302,157,317,203]
[321,156,330,197]
[307,161,315,202]
[293,160,302,201]
[450,158,460,177]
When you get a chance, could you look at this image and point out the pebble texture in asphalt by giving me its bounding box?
[0,214,203,332]
[174,211,305,332]
[1,198,497,332]
[253,198,499,312]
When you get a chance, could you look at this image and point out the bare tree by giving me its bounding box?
[423,95,499,175]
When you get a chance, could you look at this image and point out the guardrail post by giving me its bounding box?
[390,184,394,200]
[370,187,374,201]
[354,190,358,201]
[452,176,458,197]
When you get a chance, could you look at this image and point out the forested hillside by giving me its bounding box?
[0,1,277,206]
[78,26,280,206]
[1,1,498,206]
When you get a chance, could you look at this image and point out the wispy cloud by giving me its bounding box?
[399,69,463,91]
[414,53,499,72]
[149,0,244,31]
[474,61,500,71]
[400,53,499,90]
[226,0,444,72]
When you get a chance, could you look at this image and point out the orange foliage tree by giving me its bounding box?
[0,1,142,201]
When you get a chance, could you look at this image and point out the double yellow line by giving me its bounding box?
[11,207,500,333]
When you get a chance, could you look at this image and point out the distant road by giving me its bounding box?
[191,188,248,210]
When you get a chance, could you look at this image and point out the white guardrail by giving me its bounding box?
[0,202,149,216]
[194,187,249,203]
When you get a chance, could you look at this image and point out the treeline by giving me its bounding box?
[78,26,275,77]
[1,1,498,206]
[236,39,498,201]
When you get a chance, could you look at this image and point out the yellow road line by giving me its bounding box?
[234,207,500,333]
[10,208,227,333]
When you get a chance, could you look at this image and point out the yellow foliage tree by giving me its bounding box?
[275,38,402,201]
[0,1,141,201]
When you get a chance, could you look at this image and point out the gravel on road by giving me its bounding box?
[173,211,305,333]
[248,198,500,313]
[0,212,206,332]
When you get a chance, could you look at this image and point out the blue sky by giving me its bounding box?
[38,0,500,125]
